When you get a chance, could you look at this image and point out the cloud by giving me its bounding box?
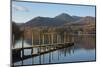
[12,5,30,12]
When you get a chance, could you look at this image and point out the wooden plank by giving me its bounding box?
[12,42,74,51]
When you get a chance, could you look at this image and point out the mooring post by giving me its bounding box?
[39,32,41,52]
[39,33,42,53]
[32,30,34,54]
[57,34,59,44]
[22,30,24,65]
[67,34,69,42]
[42,33,45,64]
[48,33,51,44]
[51,33,53,44]
[42,33,45,45]
[49,33,51,63]
[12,34,15,66]
[56,33,60,49]
[59,33,61,44]
[48,33,51,50]
[64,32,66,44]
[12,34,15,48]
[72,35,74,43]
[39,31,41,45]
[39,32,42,64]
[42,33,45,52]
[31,30,34,64]
[51,33,54,50]
[48,33,52,63]
[38,31,41,52]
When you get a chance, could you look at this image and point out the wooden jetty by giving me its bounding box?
[12,31,75,63]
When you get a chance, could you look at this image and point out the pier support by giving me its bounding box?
[57,34,60,44]
[51,33,54,45]
[32,30,34,54]
[64,32,66,43]
[22,30,24,65]
[42,33,45,45]
[12,34,15,48]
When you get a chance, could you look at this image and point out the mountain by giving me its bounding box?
[55,13,75,22]
[24,16,66,27]
[23,13,95,29]
[64,16,96,34]
[55,13,82,22]
[72,16,82,21]
[69,16,95,25]
[24,13,82,27]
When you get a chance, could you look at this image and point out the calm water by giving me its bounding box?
[13,35,96,66]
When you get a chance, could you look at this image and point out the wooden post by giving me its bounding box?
[48,33,51,45]
[59,34,62,44]
[51,33,54,45]
[42,33,45,52]
[12,34,15,48]
[51,33,54,50]
[67,34,69,42]
[48,33,52,63]
[49,33,51,51]
[42,33,45,45]
[42,33,45,64]
[72,35,74,42]
[39,33,42,64]
[38,32,41,53]
[31,30,34,64]
[64,32,66,43]
[12,34,15,66]
[39,32,41,45]
[69,34,71,42]
[32,30,34,54]
[22,30,24,65]
[57,34,59,44]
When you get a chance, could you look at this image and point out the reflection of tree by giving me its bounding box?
[12,21,22,46]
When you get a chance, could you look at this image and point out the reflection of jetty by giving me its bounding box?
[12,31,74,63]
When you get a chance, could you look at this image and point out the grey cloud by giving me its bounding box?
[12,5,30,11]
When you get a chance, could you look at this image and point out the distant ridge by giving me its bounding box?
[24,13,84,27]
[15,13,95,28]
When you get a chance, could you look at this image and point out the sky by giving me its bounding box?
[12,1,96,23]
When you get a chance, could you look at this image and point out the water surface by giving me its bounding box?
[13,35,96,66]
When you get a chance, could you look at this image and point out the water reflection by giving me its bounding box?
[14,35,96,66]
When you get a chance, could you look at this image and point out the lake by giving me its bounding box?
[13,35,96,66]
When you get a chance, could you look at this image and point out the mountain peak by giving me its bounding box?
[55,13,71,18]
[34,16,44,19]
[54,13,74,22]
